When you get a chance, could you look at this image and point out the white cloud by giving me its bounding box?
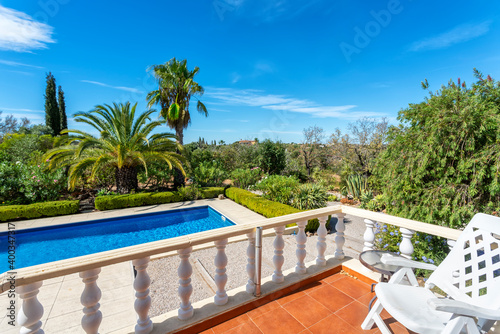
[410,21,491,52]
[205,87,385,119]
[0,5,55,52]
[0,59,44,69]
[81,80,143,94]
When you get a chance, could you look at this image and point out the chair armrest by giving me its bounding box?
[381,254,437,271]
[428,298,500,320]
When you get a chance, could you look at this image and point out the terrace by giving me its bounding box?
[1,199,496,334]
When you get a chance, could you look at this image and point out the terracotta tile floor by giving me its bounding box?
[202,273,416,334]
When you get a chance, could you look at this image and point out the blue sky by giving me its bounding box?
[0,0,499,143]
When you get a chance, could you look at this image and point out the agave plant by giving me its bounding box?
[43,102,185,194]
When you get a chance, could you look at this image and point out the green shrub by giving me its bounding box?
[95,191,180,210]
[177,185,203,201]
[231,168,263,188]
[0,200,79,222]
[344,174,367,200]
[362,194,386,212]
[225,187,329,232]
[291,183,328,210]
[327,195,338,202]
[200,187,224,198]
[374,222,449,276]
[253,175,299,205]
[192,161,227,187]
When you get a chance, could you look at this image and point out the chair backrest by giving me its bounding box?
[428,213,500,309]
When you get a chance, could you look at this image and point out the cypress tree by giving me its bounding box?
[44,72,60,135]
[58,85,67,132]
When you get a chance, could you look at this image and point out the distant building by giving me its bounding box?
[237,140,257,145]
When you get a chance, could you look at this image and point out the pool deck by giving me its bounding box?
[0,199,265,333]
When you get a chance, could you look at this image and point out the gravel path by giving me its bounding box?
[148,202,367,317]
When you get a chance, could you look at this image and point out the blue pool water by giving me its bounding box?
[0,206,234,273]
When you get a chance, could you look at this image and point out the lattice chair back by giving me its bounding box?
[427,213,500,310]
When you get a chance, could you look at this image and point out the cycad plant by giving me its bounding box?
[43,102,185,194]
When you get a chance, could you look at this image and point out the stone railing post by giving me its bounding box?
[363,219,376,252]
[316,216,328,266]
[246,231,256,294]
[399,228,414,259]
[295,220,307,274]
[177,247,193,320]
[272,225,286,283]
[80,268,102,334]
[133,257,153,334]
[17,281,44,334]
[335,213,346,259]
[214,238,229,306]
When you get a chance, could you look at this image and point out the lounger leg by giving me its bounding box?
[361,299,391,334]
[442,317,480,334]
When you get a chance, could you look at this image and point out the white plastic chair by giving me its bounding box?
[361,213,500,334]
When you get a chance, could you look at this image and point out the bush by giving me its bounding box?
[192,161,227,187]
[177,184,203,201]
[340,198,354,205]
[362,194,386,212]
[0,200,79,222]
[95,191,181,210]
[374,222,449,275]
[0,162,67,205]
[254,175,299,205]
[226,187,328,232]
[231,168,262,188]
[258,139,286,175]
[327,195,338,202]
[200,187,225,198]
[291,183,328,210]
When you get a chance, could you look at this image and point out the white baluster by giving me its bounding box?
[133,257,153,334]
[177,247,194,320]
[246,231,256,294]
[363,219,376,252]
[80,268,102,334]
[399,228,414,259]
[447,239,456,251]
[316,216,328,266]
[17,281,44,334]
[295,220,308,273]
[272,225,286,283]
[335,213,346,259]
[214,238,229,305]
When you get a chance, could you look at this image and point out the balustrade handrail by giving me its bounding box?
[0,204,461,293]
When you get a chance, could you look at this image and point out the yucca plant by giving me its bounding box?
[344,174,367,199]
[43,102,185,194]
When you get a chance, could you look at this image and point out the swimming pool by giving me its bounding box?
[0,206,234,273]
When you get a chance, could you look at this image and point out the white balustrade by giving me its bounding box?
[80,268,102,334]
[335,213,346,259]
[177,247,194,320]
[133,257,153,334]
[316,216,328,266]
[246,231,256,294]
[272,225,286,283]
[295,220,308,274]
[447,239,456,251]
[363,219,376,252]
[399,228,415,259]
[214,238,229,305]
[17,281,44,334]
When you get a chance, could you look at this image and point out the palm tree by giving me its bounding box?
[146,58,207,145]
[43,102,185,194]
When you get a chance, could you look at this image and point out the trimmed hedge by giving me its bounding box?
[95,187,225,211]
[200,187,225,199]
[225,187,328,232]
[0,200,80,222]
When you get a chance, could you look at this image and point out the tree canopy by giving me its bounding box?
[374,70,500,228]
